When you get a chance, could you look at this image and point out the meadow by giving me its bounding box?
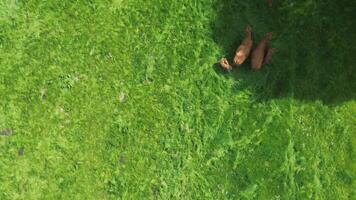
[0,0,355,199]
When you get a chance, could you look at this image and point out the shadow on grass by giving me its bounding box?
[212,0,356,104]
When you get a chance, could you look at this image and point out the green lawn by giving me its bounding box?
[0,0,355,199]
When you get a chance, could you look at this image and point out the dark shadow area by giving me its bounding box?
[212,0,356,104]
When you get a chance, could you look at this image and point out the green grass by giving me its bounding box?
[0,0,355,199]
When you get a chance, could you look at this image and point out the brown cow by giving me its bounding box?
[233,26,253,66]
[219,57,232,71]
[251,32,273,71]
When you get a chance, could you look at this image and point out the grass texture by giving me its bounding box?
[0,0,355,199]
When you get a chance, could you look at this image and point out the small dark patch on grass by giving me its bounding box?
[151,185,160,198]
[40,88,47,100]
[0,128,13,136]
[18,147,24,156]
[119,154,126,165]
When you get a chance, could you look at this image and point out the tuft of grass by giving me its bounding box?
[0,0,355,199]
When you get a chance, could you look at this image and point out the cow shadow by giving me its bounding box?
[212,0,356,104]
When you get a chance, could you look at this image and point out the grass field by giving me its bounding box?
[0,0,355,199]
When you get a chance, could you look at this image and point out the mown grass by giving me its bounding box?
[0,0,355,199]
